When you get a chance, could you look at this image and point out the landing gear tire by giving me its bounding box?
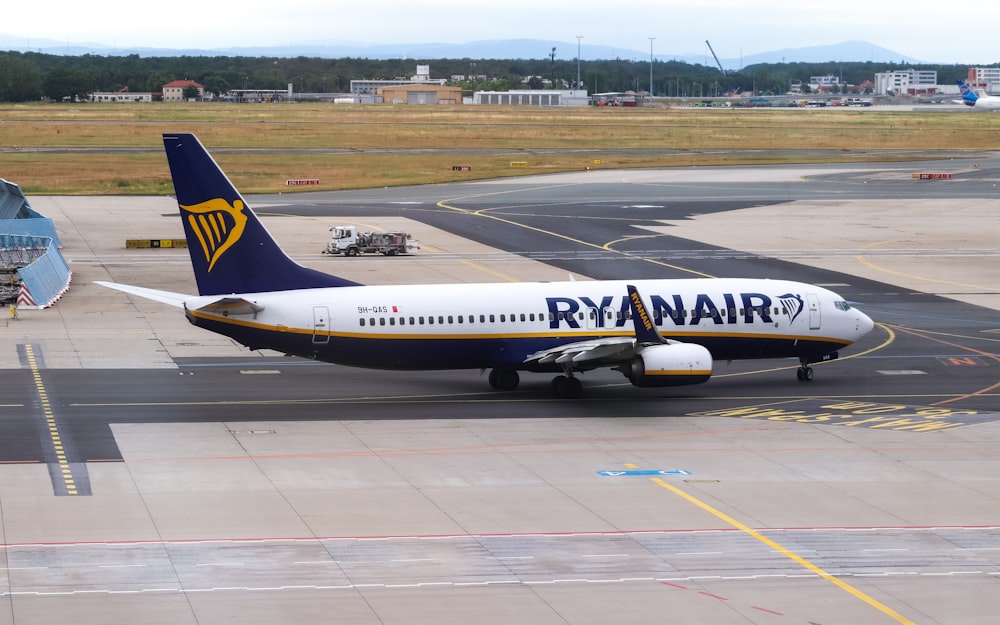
[796,365,814,382]
[550,375,583,399]
[488,368,520,391]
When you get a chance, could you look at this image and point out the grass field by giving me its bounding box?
[0,102,996,194]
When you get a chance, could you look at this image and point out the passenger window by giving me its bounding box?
[359,318,366,327]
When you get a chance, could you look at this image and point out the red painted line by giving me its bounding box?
[659,581,688,590]
[698,591,728,601]
[752,605,784,615]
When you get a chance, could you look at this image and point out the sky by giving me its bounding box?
[3,1,998,64]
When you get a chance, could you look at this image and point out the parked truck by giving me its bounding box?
[322,225,419,256]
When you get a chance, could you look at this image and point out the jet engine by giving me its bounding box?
[617,342,713,387]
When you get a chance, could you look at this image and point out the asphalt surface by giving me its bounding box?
[2,157,1000,625]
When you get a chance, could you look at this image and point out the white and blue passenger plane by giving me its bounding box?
[99,133,875,398]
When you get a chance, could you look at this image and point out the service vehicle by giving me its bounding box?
[322,225,419,256]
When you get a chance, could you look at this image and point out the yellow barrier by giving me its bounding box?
[125,239,189,249]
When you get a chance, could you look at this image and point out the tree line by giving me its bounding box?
[0,50,987,102]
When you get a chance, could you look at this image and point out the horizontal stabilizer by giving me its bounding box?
[195,297,265,317]
[95,281,190,308]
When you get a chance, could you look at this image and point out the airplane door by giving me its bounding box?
[586,307,617,331]
[604,307,617,329]
[806,294,821,330]
[312,306,330,344]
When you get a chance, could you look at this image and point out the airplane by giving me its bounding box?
[956,80,1000,109]
[98,133,875,398]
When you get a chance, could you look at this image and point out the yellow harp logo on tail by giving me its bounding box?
[181,198,248,272]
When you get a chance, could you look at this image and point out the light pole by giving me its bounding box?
[576,36,583,91]
[648,37,655,104]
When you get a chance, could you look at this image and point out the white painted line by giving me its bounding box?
[582,554,629,558]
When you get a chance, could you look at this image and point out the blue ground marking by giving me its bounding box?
[597,470,692,477]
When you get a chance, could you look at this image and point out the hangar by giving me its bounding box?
[377,84,462,105]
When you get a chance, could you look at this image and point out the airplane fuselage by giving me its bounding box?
[970,98,1000,110]
[100,133,876,396]
[183,277,872,371]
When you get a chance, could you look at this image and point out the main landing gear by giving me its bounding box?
[549,374,583,399]
[487,368,584,399]
[488,368,519,391]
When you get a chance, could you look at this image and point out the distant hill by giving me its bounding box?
[734,40,924,67]
[0,36,926,69]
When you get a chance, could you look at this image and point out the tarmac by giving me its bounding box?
[2,164,999,625]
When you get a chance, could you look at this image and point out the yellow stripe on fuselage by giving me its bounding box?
[188,309,852,346]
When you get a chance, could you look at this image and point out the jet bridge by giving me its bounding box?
[0,179,71,308]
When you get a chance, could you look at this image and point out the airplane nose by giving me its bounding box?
[856,309,875,337]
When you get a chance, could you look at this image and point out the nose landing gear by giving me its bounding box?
[797,357,814,382]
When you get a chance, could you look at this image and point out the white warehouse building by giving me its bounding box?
[874,70,938,96]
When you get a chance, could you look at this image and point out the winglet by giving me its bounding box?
[626,284,666,345]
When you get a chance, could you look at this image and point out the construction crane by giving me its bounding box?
[705,40,726,75]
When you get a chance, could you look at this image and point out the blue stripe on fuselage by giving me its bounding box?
[188,314,848,371]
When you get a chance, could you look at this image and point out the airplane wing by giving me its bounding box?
[95,281,191,308]
[524,336,637,366]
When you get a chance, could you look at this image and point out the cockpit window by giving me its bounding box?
[834,300,852,311]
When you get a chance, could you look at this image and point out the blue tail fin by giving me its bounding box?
[162,133,360,295]
[957,80,978,105]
